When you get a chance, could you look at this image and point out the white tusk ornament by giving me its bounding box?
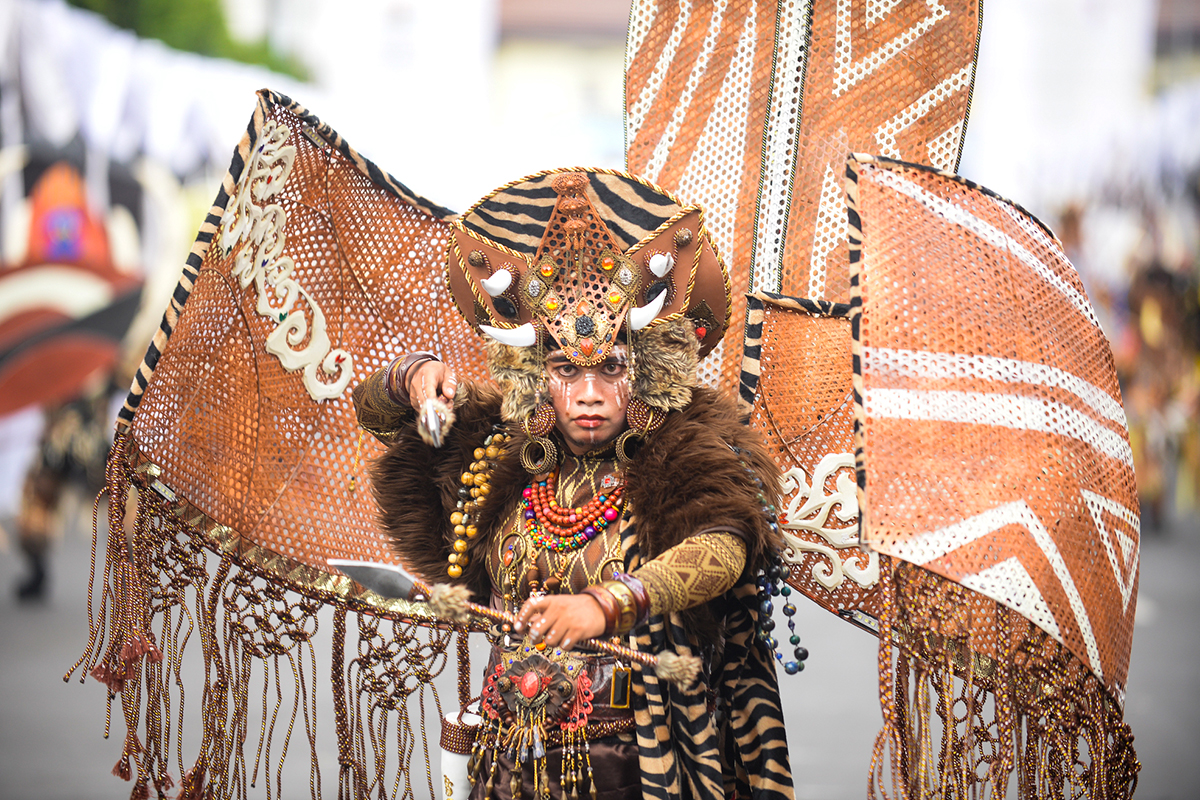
[480,323,537,347]
[648,253,674,278]
[629,291,667,331]
[480,269,513,297]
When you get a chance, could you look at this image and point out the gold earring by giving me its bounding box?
[520,402,558,473]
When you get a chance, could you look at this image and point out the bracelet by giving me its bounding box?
[384,351,440,405]
[597,580,638,635]
[610,572,651,628]
[581,586,620,637]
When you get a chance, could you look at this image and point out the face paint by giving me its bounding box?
[544,348,630,455]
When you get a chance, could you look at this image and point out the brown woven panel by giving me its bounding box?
[778,0,980,302]
[625,0,781,393]
[743,293,883,627]
[847,155,1139,700]
[130,92,488,579]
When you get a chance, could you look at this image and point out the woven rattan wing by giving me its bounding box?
[625,0,982,395]
[846,154,1139,700]
[742,293,883,629]
[124,91,487,593]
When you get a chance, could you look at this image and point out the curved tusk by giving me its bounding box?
[648,252,674,278]
[480,268,513,297]
[480,322,537,347]
[629,291,667,331]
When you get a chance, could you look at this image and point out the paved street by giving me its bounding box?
[0,500,1195,799]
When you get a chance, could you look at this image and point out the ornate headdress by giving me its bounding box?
[445,168,732,425]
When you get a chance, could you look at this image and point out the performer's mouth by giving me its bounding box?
[573,415,606,429]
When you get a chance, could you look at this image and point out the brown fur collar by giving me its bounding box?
[370,386,783,625]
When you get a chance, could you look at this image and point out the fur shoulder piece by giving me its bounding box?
[623,387,783,572]
[369,381,503,600]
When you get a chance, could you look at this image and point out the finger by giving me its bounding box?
[442,373,458,403]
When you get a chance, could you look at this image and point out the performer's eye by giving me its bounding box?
[554,364,578,379]
[601,362,626,377]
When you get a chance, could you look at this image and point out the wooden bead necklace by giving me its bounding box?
[521,469,623,553]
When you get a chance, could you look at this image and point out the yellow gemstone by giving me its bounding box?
[608,291,622,306]
[450,511,464,525]
[460,472,474,485]
[474,448,486,460]
[600,255,616,270]
[470,488,480,498]
[454,524,467,536]
[447,564,463,578]
[545,297,559,312]
[453,539,468,553]
[466,525,478,538]
[540,263,555,277]
[485,446,499,459]
[478,484,490,496]
[473,472,488,486]
[535,641,547,651]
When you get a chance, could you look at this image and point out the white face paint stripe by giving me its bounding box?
[867,167,1101,330]
[863,388,1134,469]
[883,499,1103,680]
[863,347,1128,428]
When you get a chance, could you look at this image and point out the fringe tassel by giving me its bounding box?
[869,561,1139,800]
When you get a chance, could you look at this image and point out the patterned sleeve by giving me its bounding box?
[351,366,411,445]
[632,530,747,616]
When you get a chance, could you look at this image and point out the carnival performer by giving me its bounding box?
[353,169,793,799]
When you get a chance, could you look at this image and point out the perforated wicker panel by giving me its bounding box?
[129,93,488,579]
[626,0,782,393]
[626,0,982,392]
[779,0,981,302]
[744,293,882,623]
[847,155,1139,698]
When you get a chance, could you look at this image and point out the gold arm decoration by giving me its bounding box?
[633,531,747,616]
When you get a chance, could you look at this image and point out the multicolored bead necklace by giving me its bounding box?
[522,468,624,553]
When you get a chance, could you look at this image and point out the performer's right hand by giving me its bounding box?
[407,360,458,411]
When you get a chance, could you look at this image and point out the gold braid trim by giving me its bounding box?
[633,531,746,616]
[351,365,412,445]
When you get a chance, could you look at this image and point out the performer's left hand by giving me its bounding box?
[513,594,606,651]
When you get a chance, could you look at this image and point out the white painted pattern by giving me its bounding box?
[883,499,1104,680]
[643,0,731,182]
[865,0,904,26]
[874,65,973,159]
[834,0,949,98]
[750,0,813,293]
[868,167,1102,329]
[626,0,694,148]
[926,121,963,171]
[624,2,658,80]
[863,347,1128,428]
[677,6,756,259]
[962,557,1062,641]
[807,164,847,298]
[864,388,1134,468]
[1081,490,1140,611]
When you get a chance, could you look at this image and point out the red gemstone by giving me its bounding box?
[696,326,707,339]
[520,671,541,698]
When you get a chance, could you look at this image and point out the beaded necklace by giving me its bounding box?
[521,469,624,553]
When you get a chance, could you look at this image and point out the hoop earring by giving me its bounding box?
[520,436,558,474]
[614,429,641,468]
[520,402,558,473]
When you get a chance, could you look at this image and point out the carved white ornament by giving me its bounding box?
[778,453,878,590]
[219,119,353,401]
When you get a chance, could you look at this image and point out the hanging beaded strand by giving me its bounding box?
[448,426,506,578]
[521,468,624,553]
[732,446,809,675]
